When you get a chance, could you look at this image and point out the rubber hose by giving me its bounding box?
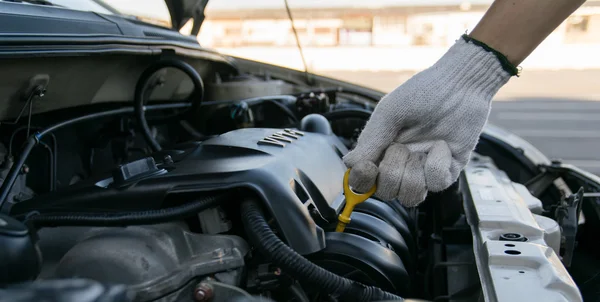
[134,59,204,152]
[240,200,404,302]
[321,109,372,121]
[25,194,224,228]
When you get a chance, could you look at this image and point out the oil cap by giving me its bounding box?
[499,233,528,242]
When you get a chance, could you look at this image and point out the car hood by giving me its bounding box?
[164,0,209,35]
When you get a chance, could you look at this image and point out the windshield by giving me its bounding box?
[43,0,173,28]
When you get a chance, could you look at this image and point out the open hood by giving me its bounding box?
[164,0,209,35]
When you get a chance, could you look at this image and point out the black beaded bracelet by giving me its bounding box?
[461,34,520,77]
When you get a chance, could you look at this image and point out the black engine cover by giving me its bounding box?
[12,128,349,254]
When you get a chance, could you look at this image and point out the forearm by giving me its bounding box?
[470,0,586,66]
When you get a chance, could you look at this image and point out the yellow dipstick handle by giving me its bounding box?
[336,169,376,232]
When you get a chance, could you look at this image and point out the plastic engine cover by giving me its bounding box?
[11,128,349,255]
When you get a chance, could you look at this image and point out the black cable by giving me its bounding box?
[24,193,225,228]
[0,102,191,212]
[38,141,53,192]
[202,95,299,123]
[2,86,43,126]
[179,120,205,139]
[48,133,57,191]
[321,109,372,121]
[259,99,298,123]
[8,127,58,191]
[8,126,33,157]
[204,95,297,106]
[241,199,404,301]
[134,59,204,152]
[38,103,190,138]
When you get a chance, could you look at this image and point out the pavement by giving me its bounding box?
[488,99,600,175]
[319,70,600,175]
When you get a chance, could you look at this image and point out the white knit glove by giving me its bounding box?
[343,37,511,206]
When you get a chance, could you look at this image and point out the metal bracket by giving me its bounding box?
[555,187,584,267]
[3,75,49,126]
[525,168,560,197]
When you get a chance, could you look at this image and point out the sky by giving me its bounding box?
[206,0,493,10]
[100,0,494,20]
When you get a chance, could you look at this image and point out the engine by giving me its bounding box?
[6,121,417,301]
[0,58,588,302]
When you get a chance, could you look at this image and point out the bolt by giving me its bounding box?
[193,283,213,302]
[163,155,174,165]
[274,268,282,276]
[21,164,29,174]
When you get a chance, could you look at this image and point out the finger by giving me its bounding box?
[375,143,411,201]
[424,140,453,192]
[348,161,378,193]
[343,107,400,167]
[397,152,427,207]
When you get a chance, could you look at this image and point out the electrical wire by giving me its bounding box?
[38,141,54,192]
[1,86,44,126]
[284,0,311,85]
[7,126,58,192]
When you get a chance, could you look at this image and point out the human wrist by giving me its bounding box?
[461,34,519,77]
[429,37,512,100]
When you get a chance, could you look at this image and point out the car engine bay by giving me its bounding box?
[0,53,598,302]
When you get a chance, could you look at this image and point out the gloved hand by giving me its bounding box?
[343,37,511,206]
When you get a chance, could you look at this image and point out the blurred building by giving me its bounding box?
[199,1,600,48]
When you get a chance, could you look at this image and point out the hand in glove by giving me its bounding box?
[343,36,513,206]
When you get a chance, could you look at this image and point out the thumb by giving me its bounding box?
[347,161,378,193]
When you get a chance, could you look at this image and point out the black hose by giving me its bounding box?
[134,59,204,152]
[259,99,298,123]
[202,95,299,123]
[240,200,404,302]
[25,194,224,228]
[322,109,372,121]
[0,103,191,212]
[179,120,205,140]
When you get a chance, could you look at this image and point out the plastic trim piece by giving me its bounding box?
[461,154,582,302]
